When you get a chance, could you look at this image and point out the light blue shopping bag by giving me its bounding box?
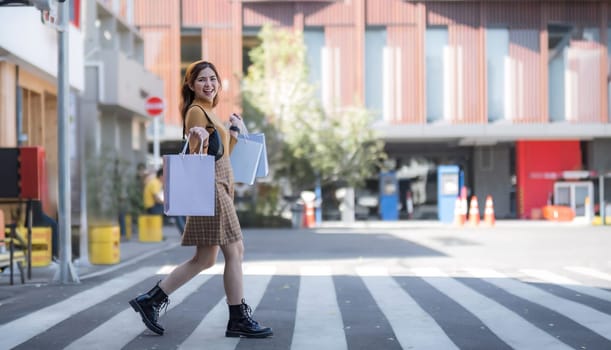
[230,135,263,185]
[247,133,269,178]
[163,140,215,216]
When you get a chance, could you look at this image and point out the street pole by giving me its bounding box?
[600,175,606,226]
[153,116,160,168]
[53,0,79,284]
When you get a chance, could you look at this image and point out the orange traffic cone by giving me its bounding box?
[468,195,480,226]
[454,197,465,226]
[484,195,495,226]
[0,209,4,252]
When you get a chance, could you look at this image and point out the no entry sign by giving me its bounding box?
[145,96,164,116]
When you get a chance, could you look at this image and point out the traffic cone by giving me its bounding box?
[468,195,480,226]
[460,195,468,225]
[484,195,495,227]
[406,191,414,219]
[302,201,315,228]
[454,198,465,226]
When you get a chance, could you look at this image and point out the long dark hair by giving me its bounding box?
[179,60,223,133]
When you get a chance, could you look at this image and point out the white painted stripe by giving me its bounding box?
[521,269,611,302]
[565,266,611,282]
[155,264,224,276]
[0,267,158,349]
[178,266,275,350]
[243,264,276,276]
[412,268,572,350]
[466,268,611,341]
[358,266,458,350]
[291,267,347,350]
[64,272,217,350]
[300,265,333,276]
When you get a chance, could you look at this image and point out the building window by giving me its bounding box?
[304,28,325,101]
[242,28,261,75]
[69,0,81,28]
[549,24,601,122]
[365,27,386,121]
[548,24,572,122]
[486,28,509,122]
[426,27,448,122]
[132,119,141,150]
[180,29,202,79]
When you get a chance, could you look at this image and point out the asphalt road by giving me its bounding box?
[0,222,610,349]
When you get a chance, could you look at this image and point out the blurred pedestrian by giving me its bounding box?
[142,168,185,234]
[129,60,272,338]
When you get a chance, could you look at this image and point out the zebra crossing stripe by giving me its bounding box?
[565,266,611,282]
[0,267,158,350]
[178,265,275,350]
[412,267,572,350]
[63,265,223,350]
[465,268,611,341]
[357,266,459,350]
[291,266,347,350]
[520,269,611,302]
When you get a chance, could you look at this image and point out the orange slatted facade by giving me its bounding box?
[133,0,611,129]
[134,0,181,125]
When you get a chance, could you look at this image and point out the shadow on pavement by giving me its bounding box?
[243,229,446,261]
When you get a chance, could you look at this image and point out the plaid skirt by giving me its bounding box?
[181,155,242,246]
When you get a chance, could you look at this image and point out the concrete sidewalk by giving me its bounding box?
[1,225,182,286]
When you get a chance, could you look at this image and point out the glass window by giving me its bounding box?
[486,28,509,122]
[132,120,141,151]
[426,27,448,122]
[548,24,572,122]
[304,28,325,101]
[365,27,386,121]
[180,30,202,79]
[242,28,261,75]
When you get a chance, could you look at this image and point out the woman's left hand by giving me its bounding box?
[229,113,245,138]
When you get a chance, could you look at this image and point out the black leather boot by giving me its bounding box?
[129,281,169,335]
[226,299,273,338]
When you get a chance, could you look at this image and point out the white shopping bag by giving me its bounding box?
[163,140,215,216]
[247,133,269,178]
[230,136,263,185]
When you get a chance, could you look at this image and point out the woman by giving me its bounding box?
[129,60,272,338]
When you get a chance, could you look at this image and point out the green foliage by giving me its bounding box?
[241,24,387,192]
[86,149,142,226]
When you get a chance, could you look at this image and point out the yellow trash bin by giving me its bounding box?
[125,214,133,241]
[138,215,163,242]
[89,226,120,264]
[18,226,52,267]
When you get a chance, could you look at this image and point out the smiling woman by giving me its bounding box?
[128,60,273,339]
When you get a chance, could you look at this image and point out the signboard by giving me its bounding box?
[145,96,164,116]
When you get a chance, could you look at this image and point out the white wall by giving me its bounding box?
[0,7,84,91]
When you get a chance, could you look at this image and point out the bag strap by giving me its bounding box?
[183,104,215,140]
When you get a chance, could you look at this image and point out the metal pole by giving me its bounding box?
[53,0,79,284]
[153,116,160,168]
[600,175,606,226]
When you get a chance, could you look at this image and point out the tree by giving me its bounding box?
[241,24,386,193]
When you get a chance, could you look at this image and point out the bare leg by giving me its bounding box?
[220,240,244,305]
[159,244,219,295]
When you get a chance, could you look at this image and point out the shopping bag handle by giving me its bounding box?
[181,132,206,155]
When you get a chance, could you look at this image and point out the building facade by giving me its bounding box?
[133,0,611,220]
[1,0,162,229]
[0,1,84,219]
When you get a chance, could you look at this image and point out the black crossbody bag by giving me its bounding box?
[182,105,224,161]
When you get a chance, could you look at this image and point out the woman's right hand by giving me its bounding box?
[189,126,209,141]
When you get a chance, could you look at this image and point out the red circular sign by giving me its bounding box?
[145,96,164,116]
